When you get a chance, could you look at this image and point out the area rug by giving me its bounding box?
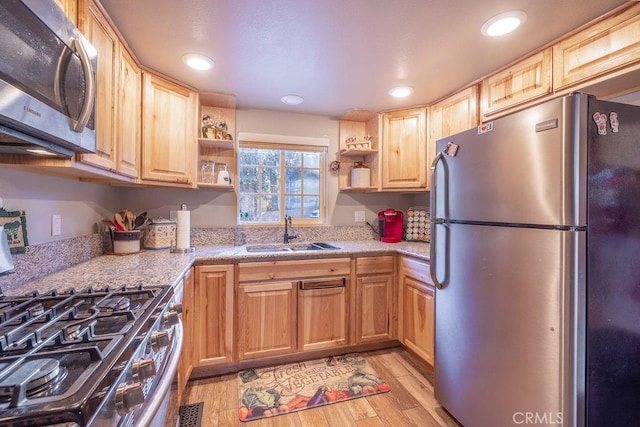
[237,353,390,422]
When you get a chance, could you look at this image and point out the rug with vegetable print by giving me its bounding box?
[237,353,390,422]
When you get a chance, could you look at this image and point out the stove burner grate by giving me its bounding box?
[0,358,68,405]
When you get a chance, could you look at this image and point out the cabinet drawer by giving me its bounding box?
[400,256,433,286]
[356,256,395,275]
[238,258,351,282]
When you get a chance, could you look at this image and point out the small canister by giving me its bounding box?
[351,162,371,188]
[143,218,177,249]
[113,230,141,254]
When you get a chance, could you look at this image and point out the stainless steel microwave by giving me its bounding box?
[0,0,97,157]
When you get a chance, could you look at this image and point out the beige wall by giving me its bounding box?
[0,167,120,245]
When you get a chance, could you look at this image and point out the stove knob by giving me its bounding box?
[115,382,145,414]
[133,358,157,381]
[151,331,170,351]
[163,310,180,327]
[170,302,183,314]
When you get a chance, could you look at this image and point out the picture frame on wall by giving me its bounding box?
[0,209,29,254]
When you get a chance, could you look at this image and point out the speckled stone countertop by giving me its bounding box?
[3,241,430,296]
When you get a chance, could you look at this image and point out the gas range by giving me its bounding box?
[0,284,183,426]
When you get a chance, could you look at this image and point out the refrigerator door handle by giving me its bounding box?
[430,150,448,289]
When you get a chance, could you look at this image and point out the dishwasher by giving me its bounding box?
[298,277,349,352]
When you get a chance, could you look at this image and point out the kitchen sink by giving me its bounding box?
[245,242,340,253]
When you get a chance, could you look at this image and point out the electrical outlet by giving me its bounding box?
[52,214,61,236]
[169,210,177,221]
[355,211,366,223]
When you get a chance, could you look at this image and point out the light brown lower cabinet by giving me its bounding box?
[398,256,435,366]
[237,281,298,360]
[298,277,349,352]
[191,264,234,367]
[355,256,394,343]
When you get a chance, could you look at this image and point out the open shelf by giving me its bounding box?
[340,148,378,157]
[198,138,235,149]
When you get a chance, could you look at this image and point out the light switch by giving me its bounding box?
[52,214,61,236]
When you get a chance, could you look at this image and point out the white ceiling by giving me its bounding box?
[100,0,631,118]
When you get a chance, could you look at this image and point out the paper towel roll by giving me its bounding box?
[176,209,190,249]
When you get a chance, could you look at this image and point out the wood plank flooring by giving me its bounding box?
[181,347,461,426]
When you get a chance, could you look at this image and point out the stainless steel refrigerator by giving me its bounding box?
[430,92,640,427]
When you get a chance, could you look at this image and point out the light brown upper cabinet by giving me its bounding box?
[77,0,118,173]
[114,47,141,179]
[53,0,77,25]
[480,50,552,120]
[381,108,427,191]
[553,3,640,91]
[430,86,480,169]
[141,72,197,187]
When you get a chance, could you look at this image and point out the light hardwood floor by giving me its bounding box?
[181,347,461,426]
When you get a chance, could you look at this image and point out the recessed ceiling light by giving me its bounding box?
[389,86,413,98]
[481,10,527,37]
[182,54,214,70]
[281,94,304,105]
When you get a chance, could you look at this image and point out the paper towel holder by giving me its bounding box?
[170,204,195,253]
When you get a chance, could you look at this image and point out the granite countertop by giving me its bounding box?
[4,240,430,296]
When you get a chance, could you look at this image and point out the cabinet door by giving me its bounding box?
[177,268,194,404]
[481,50,552,119]
[141,72,197,186]
[238,282,297,360]
[115,48,140,178]
[298,278,349,352]
[399,257,435,366]
[192,265,234,367]
[381,108,427,190]
[553,3,640,90]
[356,274,392,343]
[78,0,118,171]
[53,0,77,24]
[429,86,479,189]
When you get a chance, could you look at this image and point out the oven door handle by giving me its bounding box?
[136,320,183,427]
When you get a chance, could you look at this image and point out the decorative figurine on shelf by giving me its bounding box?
[201,115,215,139]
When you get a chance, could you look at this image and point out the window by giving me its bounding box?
[238,142,326,224]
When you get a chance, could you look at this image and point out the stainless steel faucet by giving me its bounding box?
[284,215,297,243]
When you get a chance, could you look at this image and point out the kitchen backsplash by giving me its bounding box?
[0,225,376,291]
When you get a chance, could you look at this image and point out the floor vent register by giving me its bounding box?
[179,402,203,427]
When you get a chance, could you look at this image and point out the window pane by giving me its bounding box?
[285,195,302,218]
[261,167,280,193]
[285,168,302,193]
[303,169,320,193]
[285,151,302,167]
[238,194,259,222]
[239,166,258,192]
[239,149,259,165]
[303,152,320,168]
[259,149,280,166]
[258,195,280,222]
[303,196,320,218]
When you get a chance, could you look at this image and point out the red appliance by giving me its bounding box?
[378,209,403,243]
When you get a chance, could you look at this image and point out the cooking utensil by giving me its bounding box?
[114,212,126,230]
[124,210,134,231]
[133,211,148,229]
